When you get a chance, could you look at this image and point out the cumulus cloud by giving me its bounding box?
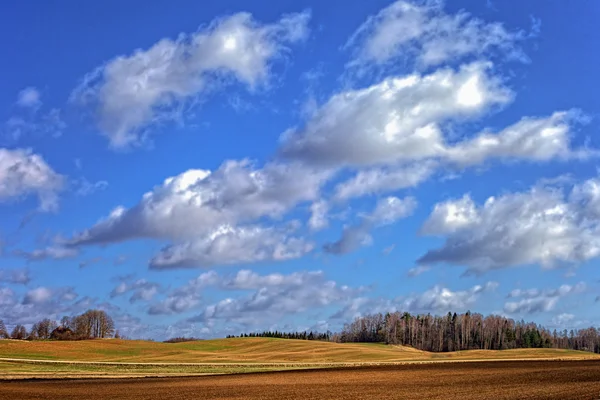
[503,282,585,314]
[331,282,497,320]
[0,286,113,328]
[148,271,217,315]
[370,196,417,225]
[0,148,64,211]
[279,59,590,209]
[110,278,161,303]
[403,281,498,313]
[68,160,328,246]
[280,62,511,167]
[345,0,526,70]
[418,178,600,273]
[67,160,327,269]
[71,11,311,149]
[0,268,31,285]
[149,224,313,269]
[149,269,338,315]
[445,111,593,166]
[187,270,361,326]
[324,196,416,254]
[23,286,77,305]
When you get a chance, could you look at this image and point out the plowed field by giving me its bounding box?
[2,360,600,400]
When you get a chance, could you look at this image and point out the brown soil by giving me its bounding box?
[2,360,600,400]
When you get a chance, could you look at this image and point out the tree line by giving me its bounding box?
[228,312,600,354]
[0,309,117,340]
[335,311,600,353]
[227,331,332,341]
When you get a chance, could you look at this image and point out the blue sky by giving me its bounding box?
[0,0,599,339]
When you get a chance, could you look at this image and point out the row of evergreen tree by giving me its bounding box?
[227,331,332,341]
[0,309,117,340]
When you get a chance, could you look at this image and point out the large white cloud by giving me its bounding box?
[280,62,512,167]
[68,160,326,268]
[71,11,310,148]
[418,178,600,273]
[68,160,329,246]
[345,0,526,70]
[0,148,64,211]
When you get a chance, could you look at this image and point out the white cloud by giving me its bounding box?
[280,62,511,167]
[0,148,64,211]
[504,282,585,314]
[419,179,600,273]
[71,11,311,149]
[150,269,338,315]
[22,287,53,304]
[0,286,111,327]
[149,224,313,270]
[68,160,327,268]
[370,196,417,225]
[403,281,498,313]
[186,270,360,325]
[149,271,218,315]
[69,160,329,246]
[110,278,161,303]
[445,111,593,166]
[345,0,526,70]
[420,194,479,235]
[16,87,41,108]
[22,286,76,305]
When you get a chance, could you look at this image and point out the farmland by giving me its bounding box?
[2,361,600,399]
[0,337,599,379]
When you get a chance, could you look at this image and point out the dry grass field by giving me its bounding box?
[2,361,600,399]
[1,337,597,364]
[1,337,599,380]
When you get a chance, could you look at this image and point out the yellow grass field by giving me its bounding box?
[1,338,598,379]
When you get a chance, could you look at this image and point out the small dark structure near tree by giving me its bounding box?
[50,326,75,340]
